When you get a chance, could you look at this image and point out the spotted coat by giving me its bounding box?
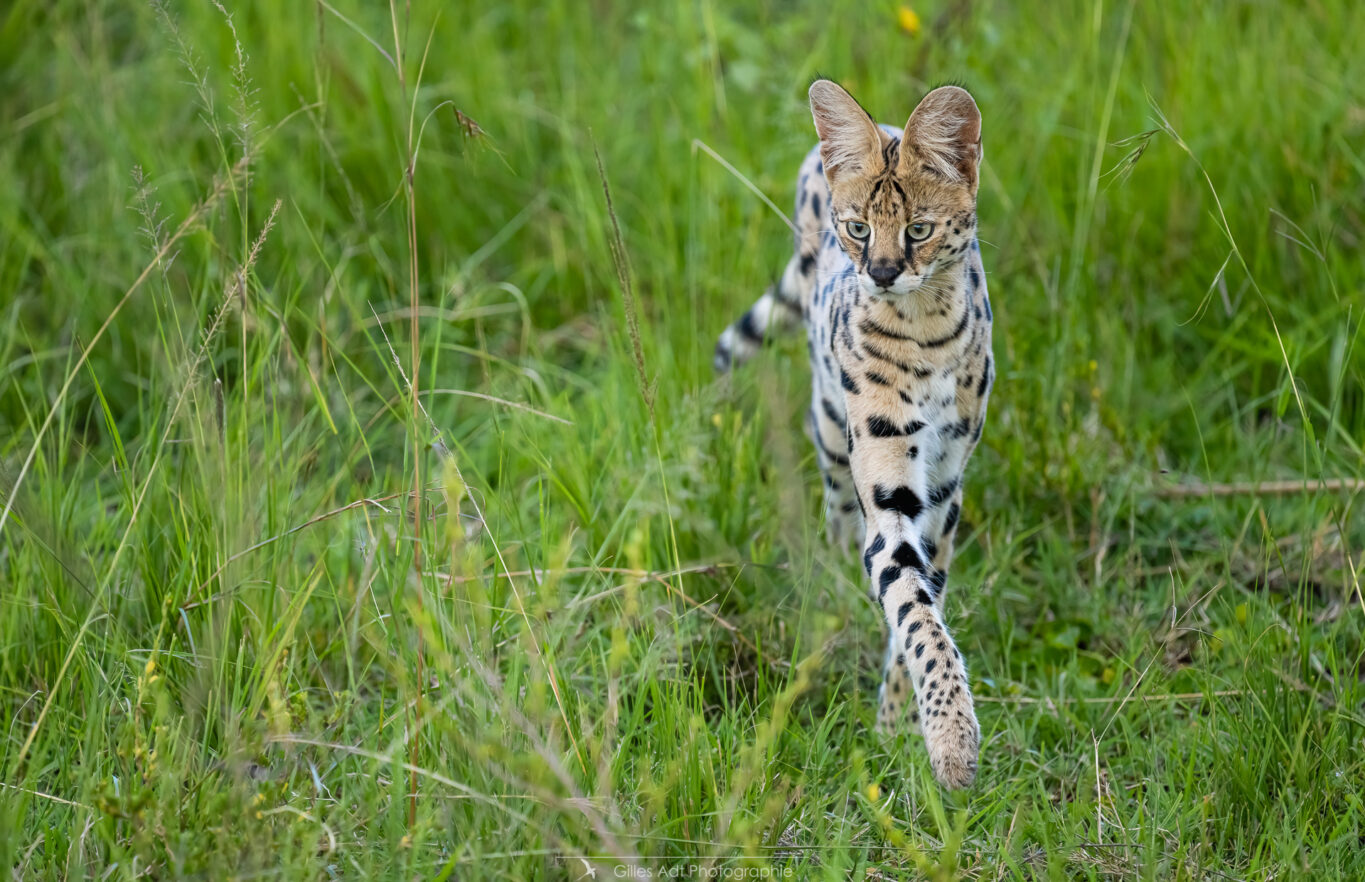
[714,81,993,790]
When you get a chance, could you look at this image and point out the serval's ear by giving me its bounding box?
[900,86,982,191]
[809,79,885,185]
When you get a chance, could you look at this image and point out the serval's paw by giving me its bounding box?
[920,689,980,790]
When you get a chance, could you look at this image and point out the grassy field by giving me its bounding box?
[2,0,1363,878]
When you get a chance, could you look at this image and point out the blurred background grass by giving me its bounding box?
[1,0,1362,878]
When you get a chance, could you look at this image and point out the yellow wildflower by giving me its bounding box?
[897,6,921,37]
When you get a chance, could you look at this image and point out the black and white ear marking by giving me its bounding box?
[808,79,885,185]
[900,86,982,190]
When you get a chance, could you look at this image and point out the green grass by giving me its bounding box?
[2,0,1363,878]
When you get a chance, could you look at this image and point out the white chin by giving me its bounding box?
[859,277,922,298]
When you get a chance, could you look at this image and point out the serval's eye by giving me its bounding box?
[845,220,870,240]
[908,222,934,241]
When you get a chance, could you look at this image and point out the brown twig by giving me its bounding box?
[977,685,1312,707]
[1154,477,1363,498]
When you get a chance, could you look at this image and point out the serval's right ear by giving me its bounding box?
[809,79,884,185]
[900,85,982,191]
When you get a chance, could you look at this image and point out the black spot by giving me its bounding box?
[863,534,886,575]
[977,357,992,396]
[861,339,916,372]
[883,137,901,167]
[840,500,858,513]
[799,252,816,275]
[922,539,938,561]
[892,541,924,572]
[915,589,932,605]
[873,484,923,519]
[918,305,970,348]
[914,643,925,659]
[879,566,901,592]
[814,432,849,466]
[930,570,947,593]
[929,478,959,507]
[937,641,947,651]
[924,659,937,674]
[737,309,763,343]
[896,602,913,625]
[865,371,891,386]
[859,317,914,341]
[968,264,981,290]
[868,176,886,204]
[866,415,902,438]
[820,397,845,429]
[840,369,859,393]
[908,445,919,460]
[943,502,961,535]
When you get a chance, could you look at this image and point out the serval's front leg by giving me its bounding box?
[875,483,968,737]
[847,402,979,790]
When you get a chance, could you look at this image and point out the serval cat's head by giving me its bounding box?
[809,79,982,299]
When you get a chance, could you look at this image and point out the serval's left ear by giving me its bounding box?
[899,86,982,192]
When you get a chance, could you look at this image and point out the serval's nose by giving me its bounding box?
[869,263,899,288]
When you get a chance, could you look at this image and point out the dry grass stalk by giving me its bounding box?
[1156,477,1363,498]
